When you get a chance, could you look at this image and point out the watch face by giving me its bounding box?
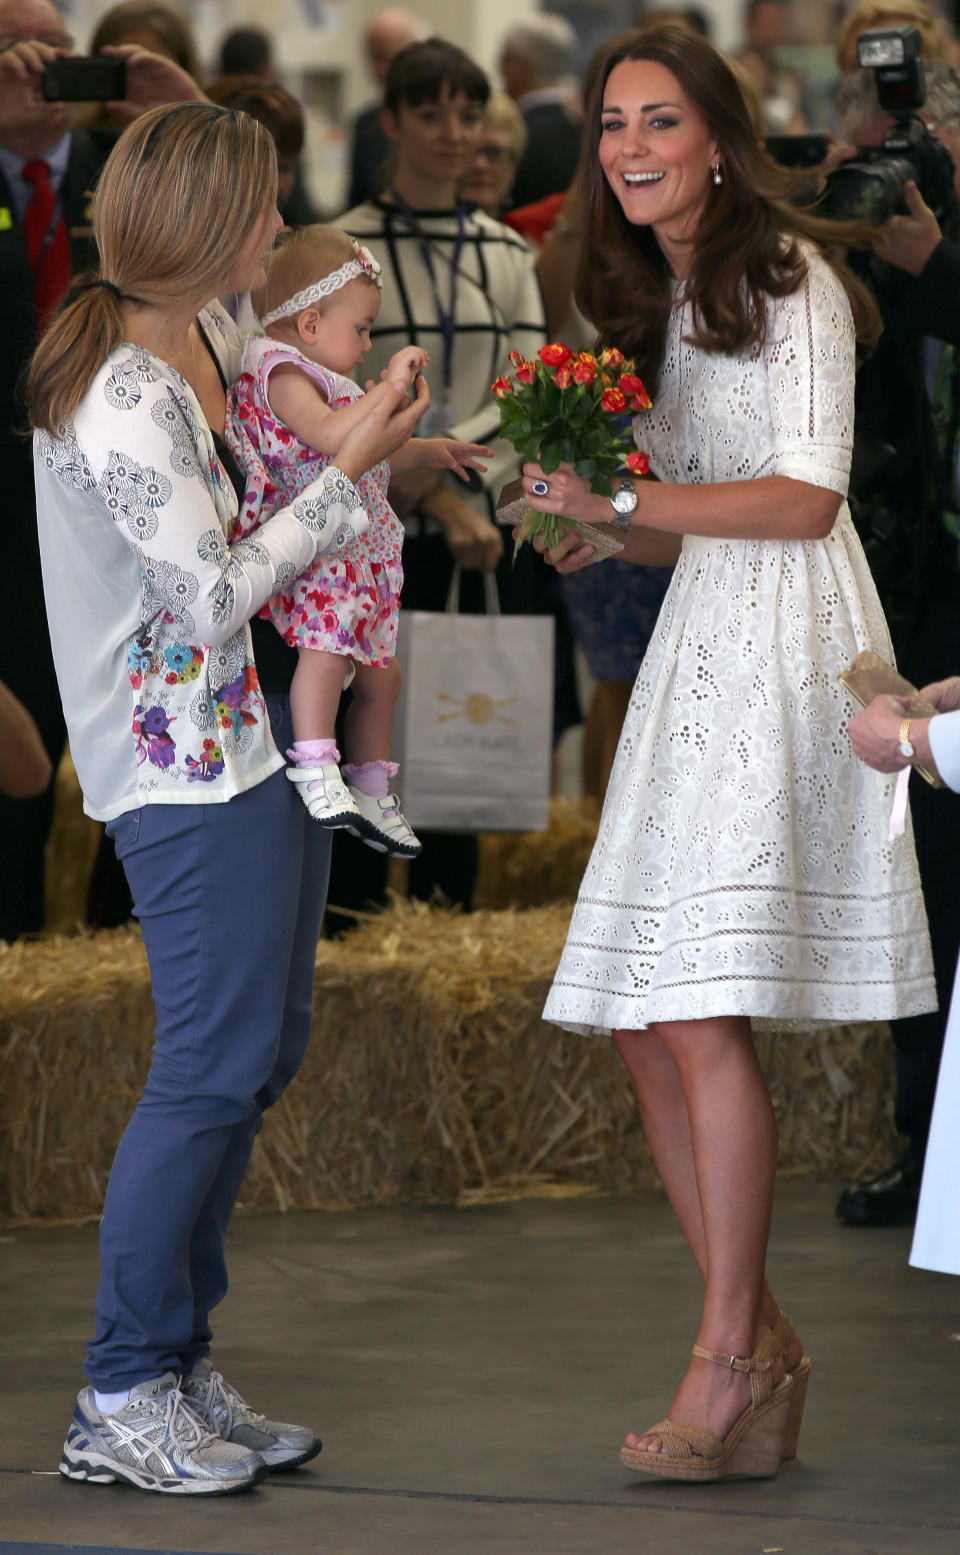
[611,486,637,515]
[899,741,915,758]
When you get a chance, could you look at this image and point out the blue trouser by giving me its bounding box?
[86,697,330,1390]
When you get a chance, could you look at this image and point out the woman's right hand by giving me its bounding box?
[337,375,430,483]
[920,675,960,713]
[522,460,608,525]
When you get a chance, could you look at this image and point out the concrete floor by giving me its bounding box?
[1,1184,958,1555]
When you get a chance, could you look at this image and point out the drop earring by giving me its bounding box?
[712,163,723,186]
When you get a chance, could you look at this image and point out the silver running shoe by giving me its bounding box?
[182,1359,322,1471]
[60,1373,266,1495]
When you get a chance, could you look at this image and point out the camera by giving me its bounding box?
[42,56,127,103]
[820,26,956,224]
[765,133,831,169]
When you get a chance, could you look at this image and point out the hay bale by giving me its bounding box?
[0,902,898,1226]
[475,797,600,909]
[44,748,101,935]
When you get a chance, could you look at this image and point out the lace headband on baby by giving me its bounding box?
[258,244,383,326]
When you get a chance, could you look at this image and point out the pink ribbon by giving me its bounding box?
[888,765,911,840]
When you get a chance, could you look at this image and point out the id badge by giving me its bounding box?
[418,401,455,437]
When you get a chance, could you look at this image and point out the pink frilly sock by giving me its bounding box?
[341,759,399,798]
[288,739,340,767]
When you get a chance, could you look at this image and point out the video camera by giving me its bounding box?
[820,26,956,225]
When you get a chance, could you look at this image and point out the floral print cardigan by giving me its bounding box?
[33,302,369,822]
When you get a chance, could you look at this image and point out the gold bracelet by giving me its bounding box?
[898,717,915,759]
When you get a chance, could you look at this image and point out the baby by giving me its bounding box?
[226,225,489,856]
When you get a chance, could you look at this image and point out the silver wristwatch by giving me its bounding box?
[609,475,638,531]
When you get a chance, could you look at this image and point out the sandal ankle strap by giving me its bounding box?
[692,1343,771,1374]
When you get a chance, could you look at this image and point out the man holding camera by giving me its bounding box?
[0,0,201,942]
[828,40,960,1226]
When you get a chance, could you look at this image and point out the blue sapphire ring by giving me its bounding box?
[532,479,549,497]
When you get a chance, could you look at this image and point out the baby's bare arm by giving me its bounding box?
[267,364,402,457]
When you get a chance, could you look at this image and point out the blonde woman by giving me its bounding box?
[29,102,427,1496]
[836,0,958,74]
[459,89,527,217]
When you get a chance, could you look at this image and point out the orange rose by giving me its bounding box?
[515,361,536,384]
[619,372,643,397]
[555,362,575,388]
[601,386,627,413]
[508,349,523,367]
[600,346,626,370]
[574,353,598,384]
[492,376,513,397]
[626,450,650,474]
[538,342,573,368]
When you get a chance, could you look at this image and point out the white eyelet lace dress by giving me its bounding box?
[543,250,937,1036]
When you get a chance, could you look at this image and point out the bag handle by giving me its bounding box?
[445,563,500,616]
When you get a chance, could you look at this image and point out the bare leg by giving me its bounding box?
[582,680,634,803]
[343,659,402,766]
[614,1027,800,1371]
[289,648,354,746]
[617,1016,779,1454]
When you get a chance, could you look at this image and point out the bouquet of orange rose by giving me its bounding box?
[492,342,652,555]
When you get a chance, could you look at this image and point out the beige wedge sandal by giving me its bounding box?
[619,1340,795,1482]
[765,1310,811,1461]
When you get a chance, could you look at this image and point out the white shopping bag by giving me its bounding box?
[392,568,555,831]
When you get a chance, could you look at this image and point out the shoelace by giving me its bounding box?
[193,1370,267,1437]
[163,1386,220,1449]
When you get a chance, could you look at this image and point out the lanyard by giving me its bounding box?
[389,190,466,391]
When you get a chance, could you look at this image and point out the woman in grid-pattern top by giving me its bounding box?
[334,38,575,914]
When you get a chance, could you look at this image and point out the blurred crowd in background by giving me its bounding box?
[6,0,960,940]
[35,2,960,235]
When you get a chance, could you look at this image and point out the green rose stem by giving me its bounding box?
[514,506,576,564]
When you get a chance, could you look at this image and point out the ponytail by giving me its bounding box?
[28,275,131,436]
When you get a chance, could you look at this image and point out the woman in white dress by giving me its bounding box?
[522,26,937,1481]
[849,683,960,1276]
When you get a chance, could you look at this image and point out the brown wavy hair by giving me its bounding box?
[574,25,880,394]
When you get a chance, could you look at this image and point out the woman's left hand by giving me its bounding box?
[515,521,604,573]
[522,460,601,520]
[848,693,914,772]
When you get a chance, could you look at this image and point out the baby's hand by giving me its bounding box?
[420,438,493,482]
[387,347,429,389]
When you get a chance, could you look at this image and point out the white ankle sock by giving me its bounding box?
[94,1387,132,1414]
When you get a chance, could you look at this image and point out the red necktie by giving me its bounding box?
[22,159,71,332]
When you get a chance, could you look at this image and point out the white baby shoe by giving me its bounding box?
[286,763,361,827]
[346,789,422,858]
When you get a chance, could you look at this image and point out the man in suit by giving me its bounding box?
[346,7,428,208]
[498,15,583,210]
[0,0,201,941]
